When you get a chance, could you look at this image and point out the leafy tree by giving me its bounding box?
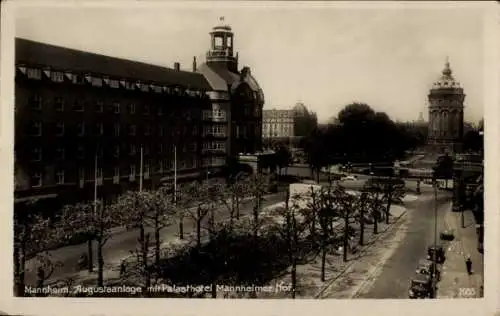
[317,184,340,281]
[275,144,292,177]
[334,186,358,262]
[14,202,60,296]
[302,127,328,181]
[433,154,454,188]
[60,199,124,287]
[356,191,370,246]
[178,182,212,249]
[244,173,270,240]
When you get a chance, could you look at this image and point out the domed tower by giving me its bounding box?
[427,58,465,154]
[206,17,238,73]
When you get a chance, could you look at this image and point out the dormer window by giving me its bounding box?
[51,71,64,83]
[27,68,42,80]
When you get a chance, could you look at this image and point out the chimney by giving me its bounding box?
[192,56,197,72]
[174,62,180,71]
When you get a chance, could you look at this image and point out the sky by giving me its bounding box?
[14,1,487,123]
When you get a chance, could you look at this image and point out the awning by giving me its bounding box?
[15,193,58,204]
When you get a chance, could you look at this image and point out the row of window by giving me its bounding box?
[27,143,198,162]
[27,121,199,137]
[202,141,227,152]
[25,158,199,188]
[202,124,227,137]
[27,94,183,117]
[21,67,207,97]
[202,109,227,121]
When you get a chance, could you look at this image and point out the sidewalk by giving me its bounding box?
[437,208,484,298]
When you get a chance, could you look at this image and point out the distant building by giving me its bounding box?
[14,20,264,210]
[262,102,317,142]
[427,58,465,153]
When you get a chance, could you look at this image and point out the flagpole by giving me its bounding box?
[139,145,144,192]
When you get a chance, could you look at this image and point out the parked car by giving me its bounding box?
[408,273,434,299]
[415,259,440,281]
[427,244,446,264]
[341,175,357,181]
[440,229,455,241]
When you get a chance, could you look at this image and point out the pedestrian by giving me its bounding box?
[465,255,472,275]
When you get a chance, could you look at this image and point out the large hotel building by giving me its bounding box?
[14,22,264,210]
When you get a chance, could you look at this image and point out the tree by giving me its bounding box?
[146,187,176,267]
[178,182,212,249]
[334,186,358,262]
[317,184,340,281]
[244,173,270,241]
[380,179,406,224]
[356,191,370,246]
[302,127,328,181]
[14,202,59,296]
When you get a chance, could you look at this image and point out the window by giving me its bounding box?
[77,145,85,159]
[113,102,121,114]
[129,165,136,180]
[73,100,85,112]
[203,125,227,137]
[91,77,102,87]
[144,126,151,136]
[114,123,120,136]
[130,144,137,155]
[56,147,65,161]
[72,74,85,85]
[54,97,64,111]
[158,105,164,116]
[214,37,223,48]
[143,104,150,115]
[129,125,136,136]
[29,121,42,136]
[113,167,120,184]
[27,68,42,80]
[51,71,64,83]
[96,123,104,135]
[56,170,65,184]
[128,103,136,114]
[96,100,104,113]
[227,36,232,47]
[31,172,42,187]
[113,146,120,158]
[55,121,64,136]
[30,95,43,110]
[96,168,103,185]
[31,147,42,161]
[78,168,85,188]
[77,122,85,136]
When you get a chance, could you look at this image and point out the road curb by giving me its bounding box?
[314,209,408,299]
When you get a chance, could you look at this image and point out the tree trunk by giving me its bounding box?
[18,241,26,296]
[291,258,297,299]
[196,215,201,249]
[143,233,151,295]
[155,221,161,267]
[321,242,327,282]
[343,214,348,262]
[236,195,240,220]
[359,207,365,246]
[178,214,184,240]
[97,238,104,287]
[385,198,392,225]
[14,245,25,297]
[211,281,217,298]
[87,239,93,272]
[373,213,378,234]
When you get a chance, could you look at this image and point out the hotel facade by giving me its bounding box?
[14,22,265,210]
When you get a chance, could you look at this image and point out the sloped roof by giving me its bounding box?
[15,37,211,90]
[197,63,229,91]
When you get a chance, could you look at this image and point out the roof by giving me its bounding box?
[197,63,229,91]
[15,37,211,90]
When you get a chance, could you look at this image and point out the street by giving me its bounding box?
[24,192,286,285]
[354,191,452,298]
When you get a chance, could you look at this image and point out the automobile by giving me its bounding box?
[427,244,446,264]
[440,229,455,241]
[341,175,357,181]
[408,273,434,299]
[415,259,440,281]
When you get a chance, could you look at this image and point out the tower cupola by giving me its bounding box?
[206,17,238,72]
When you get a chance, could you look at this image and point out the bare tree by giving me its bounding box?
[244,173,270,240]
[178,182,212,249]
[356,191,370,246]
[317,186,340,282]
[60,200,124,287]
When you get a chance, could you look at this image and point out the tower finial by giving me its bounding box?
[220,16,225,22]
[443,56,452,76]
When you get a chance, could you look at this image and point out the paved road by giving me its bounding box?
[355,191,453,298]
[24,193,286,285]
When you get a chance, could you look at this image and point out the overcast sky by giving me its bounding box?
[15,2,487,123]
